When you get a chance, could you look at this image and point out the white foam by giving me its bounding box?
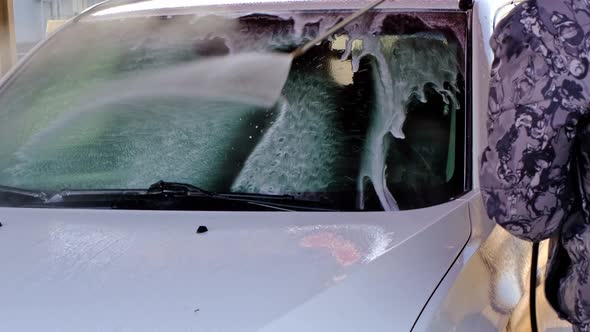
[352,34,459,211]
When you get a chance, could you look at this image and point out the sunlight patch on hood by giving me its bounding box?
[288,224,395,264]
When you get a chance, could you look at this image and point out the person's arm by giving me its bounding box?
[481,0,589,241]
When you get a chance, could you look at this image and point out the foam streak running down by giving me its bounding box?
[343,35,459,211]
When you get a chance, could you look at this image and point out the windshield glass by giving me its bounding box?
[0,8,468,211]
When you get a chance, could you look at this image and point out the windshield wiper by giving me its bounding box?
[0,185,49,206]
[33,181,340,212]
[141,181,339,211]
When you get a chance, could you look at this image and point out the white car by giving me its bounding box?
[0,0,571,331]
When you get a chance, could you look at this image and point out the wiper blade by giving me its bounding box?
[212,192,339,211]
[16,181,340,211]
[44,181,210,202]
[0,185,48,198]
[0,185,49,206]
[144,181,338,211]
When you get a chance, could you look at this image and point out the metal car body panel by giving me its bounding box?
[0,201,469,331]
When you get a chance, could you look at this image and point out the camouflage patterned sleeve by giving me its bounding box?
[480,0,590,242]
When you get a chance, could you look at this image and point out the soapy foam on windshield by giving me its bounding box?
[265,11,462,210]
[353,35,460,210]
[18,52,292,151]
[3,11,463,211]
[231,73,348,198]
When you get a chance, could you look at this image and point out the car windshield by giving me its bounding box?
[0,6,468,211]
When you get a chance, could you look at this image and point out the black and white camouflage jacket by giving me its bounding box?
[481,0,590,330]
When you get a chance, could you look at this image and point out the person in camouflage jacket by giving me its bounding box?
[481,0,590,330]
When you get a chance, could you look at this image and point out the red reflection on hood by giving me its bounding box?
[300,232,361,266]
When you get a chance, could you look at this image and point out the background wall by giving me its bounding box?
[13,0,101,56]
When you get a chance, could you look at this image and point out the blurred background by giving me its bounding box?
[1,0,101,76]
[15,0,102,55]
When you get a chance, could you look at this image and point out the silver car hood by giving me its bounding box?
[0,201,470,331]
